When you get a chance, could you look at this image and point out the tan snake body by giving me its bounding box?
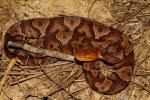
[4,16,134,95]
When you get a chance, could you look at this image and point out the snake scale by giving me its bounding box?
[4,16,134,95]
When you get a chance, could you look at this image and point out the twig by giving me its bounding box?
[39,64,81,100]
[17,61,71,69]
[113,94,117,100]
[131,81,150,94]
[10,62,69,85]
[117,4,150,29]
[136,55,150,67]
[2,88,12,100]
[71,86,89,95]
[0,59,16,93]
[88,0,99,17]
[133,73,150,76]
[25,95,43,100]
[10,70,49,86]
[0,72,42,75]
[47,65,83,98]
[11,75,23,92]
[7,41,75,62]
[10,63,82,86]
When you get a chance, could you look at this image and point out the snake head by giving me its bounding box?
[102,43,124,64]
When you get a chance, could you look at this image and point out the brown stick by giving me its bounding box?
[0,59,16,93]
[7,41,75,62]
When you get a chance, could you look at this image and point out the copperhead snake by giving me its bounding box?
[4,16,134,95]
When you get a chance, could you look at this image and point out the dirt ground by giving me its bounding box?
[0,0,150,100]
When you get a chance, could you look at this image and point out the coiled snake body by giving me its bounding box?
[4,16,134,95]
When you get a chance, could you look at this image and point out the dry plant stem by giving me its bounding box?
[25,95,43,100]
[0,72,41,75]
[71,86,89,95]
[47,65,83,98]
[131,81,150,94]
[10,70,49,86]
[88,0,99,17]
[0,59,16,93]
[2,88,12,100]
[39,65,81,100]
[134,73,150,76]
[10,62,71,85]
[136,55,150,66]
[117,4,150,29]
[18,61,71,69]
[10,63,82,88]
[7,41,75,62]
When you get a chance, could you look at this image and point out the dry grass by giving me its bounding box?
[0,0,150,100]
